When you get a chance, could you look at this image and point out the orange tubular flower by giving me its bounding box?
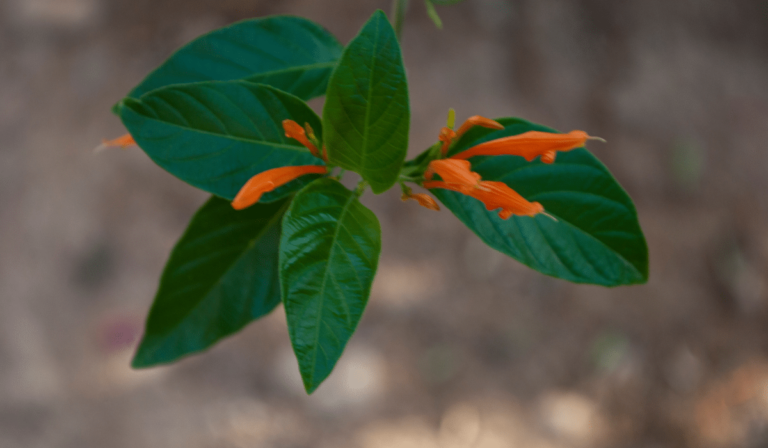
[439,115,504,156]
[439,127,457,156]
[424,179,545,219]
[454,115,504,139]
[424,159,482,191]
[423,159,546,219]
[283,120,321,159]
[232,165,327,210]
[95,133,136,152]
[451,130,605,163]
[469,181,544,219]
[401,192,440,211]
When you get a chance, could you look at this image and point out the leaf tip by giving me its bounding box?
[130,350,151,369]
[303,380,320,395]
[372,8,389,19]
[130,336,160,369]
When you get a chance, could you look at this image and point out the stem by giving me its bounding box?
[354,180,369,197]
[399,175,421,183]
[392,0,409,41]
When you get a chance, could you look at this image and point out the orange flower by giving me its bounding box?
[401,192,440,211]
[470,181,544,219]
[424,159,481,190]
[440,115,504,156]
[451,130,605,163]
[424,179,545,219]
[95,133,135,152]
[439,127,457,157]
[455,115,504,139]
[423,159,546,219]
[232,165,327,210]
[283,120,321,159]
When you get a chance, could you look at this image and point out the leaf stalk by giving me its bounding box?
[392,0,409,41]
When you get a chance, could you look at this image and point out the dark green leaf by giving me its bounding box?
[133,196,289,368]
[431,0,464,5]
[433,118,648,286]
[323,10,410,194]
[125,16,343,102]
[279,179,381,393]
[118,82,325,202]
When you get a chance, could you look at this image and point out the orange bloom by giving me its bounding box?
[283,120,321,159]
[439,127,457,157]
[470,181,544,219]
[451,130,604,163]
[455,115,504,139]
[95,133,135,152]
[440,115,503,156]
[401,192,440,211]
[424,179,544,219]
[232,165,327,210]
[423,159,545,219]
[424,159,481,190]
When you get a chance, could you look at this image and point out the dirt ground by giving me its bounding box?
[2,0,768,447]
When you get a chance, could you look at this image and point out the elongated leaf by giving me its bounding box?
[118,82,325,202]
[133,196,288,368]
[323,10,410,194]
[433,118,648,286]
[126,16,343,101]
[280,179,381,393]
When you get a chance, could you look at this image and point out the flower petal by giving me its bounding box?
[427,159,481,187]
[232,165,327,210]
[95,133,135,152]
[455,115,504,139]
[471,181,544,218]
[452,130,599,161]
[283,119,320,158]
[401,192,440,211]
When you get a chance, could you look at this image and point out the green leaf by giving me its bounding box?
[323,10,410,194]
[125,16,343,102]
[118,82,325,202]
[133,196,288,368]
[431,0,464,5]
[425,0,444,29]
[279,179,381,393]
[433,118,648,286]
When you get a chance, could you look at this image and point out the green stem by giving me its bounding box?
[399,175,421,183]
[392,0,409,41]
[354,180,369,197]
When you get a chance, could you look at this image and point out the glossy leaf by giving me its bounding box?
[133,196,288,368]
[280,179,381,393]
[118,82,324,202]
[125,16,343,102]
[433,118,648,286]
[323,10,410,194]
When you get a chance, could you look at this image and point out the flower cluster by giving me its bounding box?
[402,114,603,220]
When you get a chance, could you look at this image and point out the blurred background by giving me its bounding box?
[2,0,768,446]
